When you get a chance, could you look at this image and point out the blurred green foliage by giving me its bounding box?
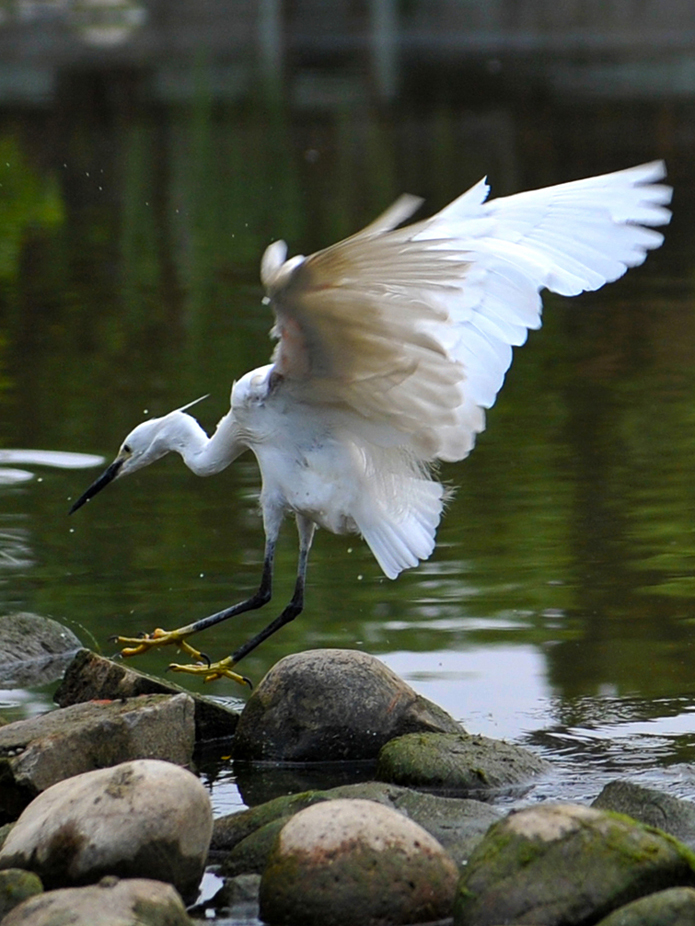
[0,135,64,285]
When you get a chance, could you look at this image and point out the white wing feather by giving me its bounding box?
[260,161,671,576]
[263,160,671,463]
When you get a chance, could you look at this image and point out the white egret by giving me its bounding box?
[70,160,672,685]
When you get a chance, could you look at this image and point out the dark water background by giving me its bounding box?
[1,62,695,839]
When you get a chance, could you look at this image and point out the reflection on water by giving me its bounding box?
[0,529,33,570]
[0,449,104,486]
[0,470,33,486]
[0,450,104,469]
[0,87,694,811]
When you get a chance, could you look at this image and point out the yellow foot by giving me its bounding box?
[111,627,205,661]
[168,657,252,688]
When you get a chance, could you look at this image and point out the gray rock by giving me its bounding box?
[389,787,501,866]
[260,798,458,926]
[212,789,329,854]
[233,648,462,761]
[0,759,212,903]
[375,733,550,794]
[220,816,291,877]
[0,613,81,688]
[55,649,239,743]
[0,868,43,919]
[0,694,195,821]
[1,876,192,925]
[593,780,695,850]
[213,780,500,875]
[454,802,695,926]
[596,886,695,925]
[315,782,501,867]
[376,731,550,794]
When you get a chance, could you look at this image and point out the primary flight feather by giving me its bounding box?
[70,160,672,684]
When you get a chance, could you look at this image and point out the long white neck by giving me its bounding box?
[168,410,247,477]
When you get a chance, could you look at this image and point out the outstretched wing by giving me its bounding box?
[261,161,672,463]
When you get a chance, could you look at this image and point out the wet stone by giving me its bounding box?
[454,802,695,926]
[0,868,43,920]
[213,780,500,874]
[0,613,81,688]
[593,779,695,851]
[0,876,193,926]
[55,648,239,743]
[233,648,463,762]
[596,886,695,926]
[0,759,213,904]
[376,731,550,794]
[390,786,502,866]
[220,816,291,877]
[260,798,459,926]
[0,693,195,822]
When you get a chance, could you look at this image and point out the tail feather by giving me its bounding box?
[358,476,444,579]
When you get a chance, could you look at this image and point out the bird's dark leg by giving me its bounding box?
[227,515,314,665]
[169,514,316,683]
[112,530,279,682]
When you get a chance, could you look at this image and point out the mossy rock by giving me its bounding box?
[0,868,42,919]
[593,780,695,851]
[213,780,501,873]
[260,799,458,926]
[212,790,329,852]
[376,731,550,793]
[454,802,695,926]
[596,886,695,925]
[233,649,462,762]
[220,816,292,877]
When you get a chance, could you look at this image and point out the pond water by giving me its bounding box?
[1,89,695,843]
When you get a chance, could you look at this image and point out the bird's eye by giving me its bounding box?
[123,444,132,454]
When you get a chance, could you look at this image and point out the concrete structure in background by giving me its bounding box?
[0,0,694,105]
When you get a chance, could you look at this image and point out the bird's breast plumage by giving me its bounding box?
[252,424,360,535]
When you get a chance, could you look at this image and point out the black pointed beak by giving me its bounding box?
[69,458,124,514]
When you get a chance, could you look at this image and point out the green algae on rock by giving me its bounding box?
[233,649,462,762]
[213,780,501,876]
[454,802,695,926]
[376,731,550,794]
[596,886,695,926]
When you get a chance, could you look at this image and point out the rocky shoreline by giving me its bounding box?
[0,616,694,924]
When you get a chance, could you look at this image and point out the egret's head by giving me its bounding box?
[69,396,208,514]
[68,416,170,514]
